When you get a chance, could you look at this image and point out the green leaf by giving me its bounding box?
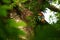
[58,0,60,4]
[7,19,17,27]
[6,26,25,36]
[2,0,11,4]
[2,5,12,10]
[20,0,27,3]
[0,7,7,17]
[7,19,26,27]
[16,20,26,26]
[0,5,11,17]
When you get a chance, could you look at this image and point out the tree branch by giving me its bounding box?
[48,4,60,12]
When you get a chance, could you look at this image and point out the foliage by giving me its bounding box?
[0,0,26,40]
[0,0,60,40]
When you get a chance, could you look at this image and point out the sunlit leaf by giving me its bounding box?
[20,0,27,3]
[16,20,26,26]
[7,19,17,27]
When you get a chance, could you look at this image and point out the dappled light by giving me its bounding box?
[0,0,60,40]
